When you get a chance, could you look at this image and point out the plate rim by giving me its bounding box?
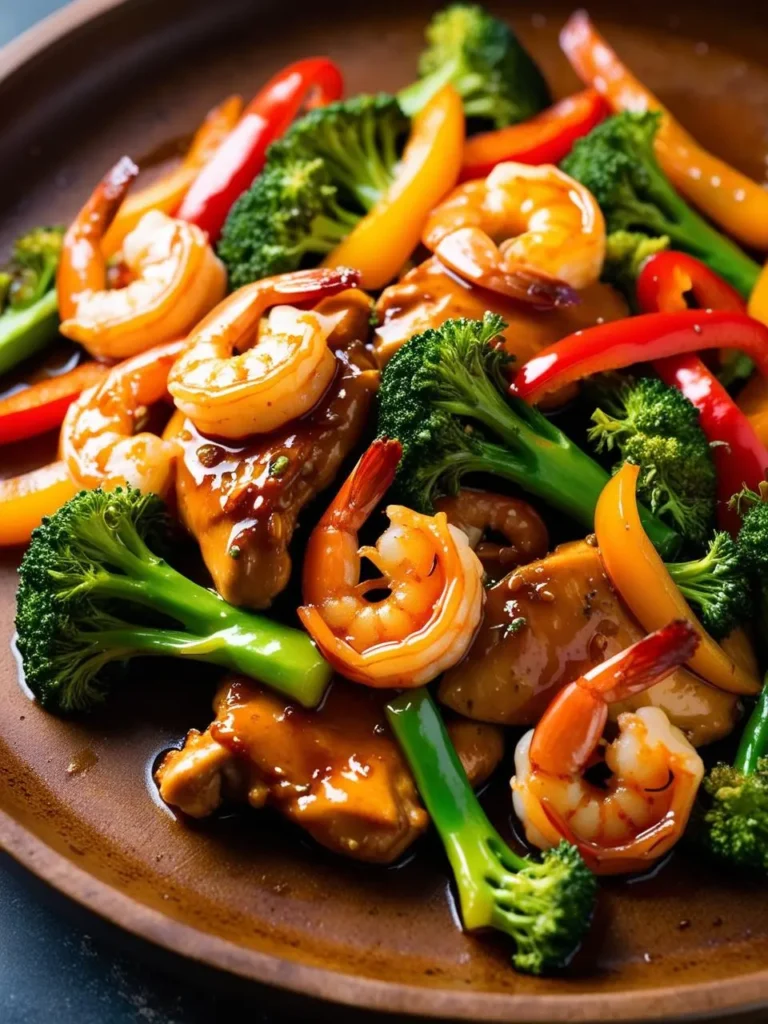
[1,1,768,1020]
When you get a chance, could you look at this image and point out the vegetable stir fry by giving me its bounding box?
[6,3,768,978]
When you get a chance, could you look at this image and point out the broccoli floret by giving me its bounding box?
[16,488,331,715]
[378,313,679,555]
[562,112,760,298]
[666,532,751,639]
[387,689,596,974]
[601,229,669,304]
[399,4,550,128]
[218,95,408,287]
[702,680,768,873]
[588,376,716,544]
[0,225,64,376]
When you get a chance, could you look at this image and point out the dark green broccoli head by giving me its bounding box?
[2,225,64,312]
[16,488,169,713]
[562,112,760,298]
[666,531,752,639]
[703,759,768,872]
[589,375,716,544]
[401,3,550,127]
[218,95,407,287]
[492,840,597,975]
[736,488,768,576]
[601,229,669,303]
[377,313,510,511]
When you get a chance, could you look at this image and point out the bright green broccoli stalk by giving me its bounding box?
[218,95,408,288]
[386,688,596,974]
[601,229,669,305]
[665,532,751,639]
[377,313,679,557]
[588,375,716,545]
[561,112,760,298]
[702,679,768,873]
[0,225,64,375]
[15,488,331,715]
[398,4,550,127]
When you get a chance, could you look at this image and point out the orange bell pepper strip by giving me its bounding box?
[595,462,761,696]
[323,85,465,290]
[560,11,768,252]
[0,461,78,547]
[748,262,768,327]
[101,95,243,257]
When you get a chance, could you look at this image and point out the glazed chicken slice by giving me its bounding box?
[373,256,628,368]
[156,676,504,864]
[438,539,741,747]
[174,290,378,608]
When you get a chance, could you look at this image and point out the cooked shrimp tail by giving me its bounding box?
[58,156,139,320]
[328,437,402,532]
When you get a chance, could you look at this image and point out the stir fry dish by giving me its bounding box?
[7,4,768,976]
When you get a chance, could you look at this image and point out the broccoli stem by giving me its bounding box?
[453,409,678,557]
[735,680,768,775]
[386,687,531,928]
[86,568,329,706]
[0,288,59,376]
[398,62,457,117]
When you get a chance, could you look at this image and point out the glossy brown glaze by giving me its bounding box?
[3,1,768,1021]
[157,676,504,864]
[439,541,740,747]
[175,292,377,608]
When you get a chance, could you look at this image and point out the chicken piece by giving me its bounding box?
[438,540,740,747]
[374,257,628,393]
[175,289,378,609]
[156,676,505,864]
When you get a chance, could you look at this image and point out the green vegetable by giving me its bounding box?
[702,679,768,873]
[398,4,550,127]
[0,226,64,375]
[386,688,596,974]
[665,532,750,639]
[16,488,331,715]
[588,375,716,544]
[561,112,760,298]
[218,95,408,288]
[377,313,680,557]
[601,229,669,305]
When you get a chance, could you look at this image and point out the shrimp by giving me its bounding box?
[511,621,705,875]
[59,340,185,495]
[434,488,549,578]
[57,156,227,360]
[421,162,606,307]
[298,439,485,689]
[167,267,361,439]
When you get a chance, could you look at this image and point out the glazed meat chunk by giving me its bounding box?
[156,677,504,864]
[438,540,741,747]
[175,290,378,609]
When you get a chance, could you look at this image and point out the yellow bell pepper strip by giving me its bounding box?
[595,462,761,696]
[0,461,78,547]
[101,95,244,257]
[560,11,768,252]
[748,262,768,328]
[323,84,465,290]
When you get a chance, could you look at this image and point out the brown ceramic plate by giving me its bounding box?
[2,1,768,1020]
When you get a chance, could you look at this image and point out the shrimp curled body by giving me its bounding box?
[299,439,485,688]
[58,157,226,360]
[422,162,606,307]
[60,340,185,496]
[511,621,705,875]
[168,268,361,439]
[435,488,549,577]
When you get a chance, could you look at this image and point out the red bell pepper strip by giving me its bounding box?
[636,251,768,533]
[176,58,344,242]
[511,309,768,406]
[0,362,109,446]
[460,88,608,181]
